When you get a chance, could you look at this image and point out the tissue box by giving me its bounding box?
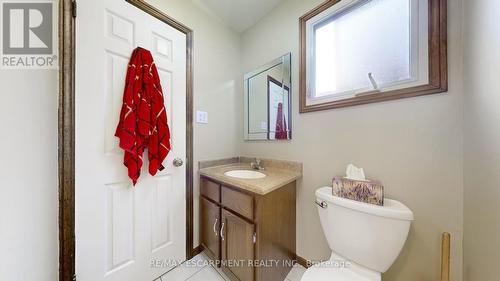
[332,177,384,206]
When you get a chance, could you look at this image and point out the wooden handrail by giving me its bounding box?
[441,232,451,281]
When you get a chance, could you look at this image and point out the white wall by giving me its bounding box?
[239,1,464,280]
[147,1,467,280]
[463,0,500,280]
[0,70,59,280]
[146,0,242,246]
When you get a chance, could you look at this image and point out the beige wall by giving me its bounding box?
[146,1,468,280]
[463,0,500,280]
[239,1,464,281]
[146,0,242,246]
[0,1,477,280]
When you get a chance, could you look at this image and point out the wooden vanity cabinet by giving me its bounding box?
[200,176,296,281]
[200,197,220,260]
[221,209,255,281]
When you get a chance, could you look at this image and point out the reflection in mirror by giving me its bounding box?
[244,53,291,141]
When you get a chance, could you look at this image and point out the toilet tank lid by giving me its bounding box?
[316,187,414,221]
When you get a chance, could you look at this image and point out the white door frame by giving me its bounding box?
[58,1,194,280]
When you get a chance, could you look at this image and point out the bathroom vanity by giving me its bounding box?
[199,158,302,281]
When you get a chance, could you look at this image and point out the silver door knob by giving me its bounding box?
[173,157,184,167]
[173,158,184,167]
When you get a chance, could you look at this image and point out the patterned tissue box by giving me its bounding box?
[332,177,384,206]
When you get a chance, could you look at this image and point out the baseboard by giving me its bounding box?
[191,245,204,258]
[295,255,310,268]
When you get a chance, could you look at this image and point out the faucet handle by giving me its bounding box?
[251,158,262,170]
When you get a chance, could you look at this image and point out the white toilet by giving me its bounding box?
[301,187,414,281]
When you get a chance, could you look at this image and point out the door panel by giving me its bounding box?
[221,210,255,281]
[106,182,135,273]
[200,197,220,260]
[76,0,187,280]
[151,175,174,252]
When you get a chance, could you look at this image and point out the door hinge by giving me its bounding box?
[71,1,77,18]
[72,274,76,281]
[252,232,257,244]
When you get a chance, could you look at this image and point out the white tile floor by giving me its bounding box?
[154,253,307,281]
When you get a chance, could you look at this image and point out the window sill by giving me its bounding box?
[299,83,448,113]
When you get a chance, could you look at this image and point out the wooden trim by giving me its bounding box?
[126,0,192,34]
[59,1,76,280]
[192,245,204,257]
[59,1,195,280]
[126,0,196,261]
[295,255,310,269]
[299,0,448,113]
[441,232,451,281]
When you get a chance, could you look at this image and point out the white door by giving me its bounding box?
[75,1,187,280]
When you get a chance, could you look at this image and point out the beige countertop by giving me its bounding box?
[198,158,302,195]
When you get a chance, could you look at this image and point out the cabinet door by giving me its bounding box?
[221,210,255,281]
[200,197,220,260]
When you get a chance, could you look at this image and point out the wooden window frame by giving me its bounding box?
[299,0,447,113]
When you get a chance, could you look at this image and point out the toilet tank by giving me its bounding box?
[315,187,414,273]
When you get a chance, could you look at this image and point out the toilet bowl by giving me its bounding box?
[301,187,414,281]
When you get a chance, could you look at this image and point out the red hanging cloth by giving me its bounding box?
[275,102,288,140]
[115,47,171,185]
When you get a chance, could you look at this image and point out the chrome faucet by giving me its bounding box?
[251,158,264,170]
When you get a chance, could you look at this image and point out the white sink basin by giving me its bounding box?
[224,170,266,179]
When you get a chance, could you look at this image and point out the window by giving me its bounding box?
[299,0,447,112]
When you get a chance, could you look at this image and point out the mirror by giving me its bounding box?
[244,53,292,141]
